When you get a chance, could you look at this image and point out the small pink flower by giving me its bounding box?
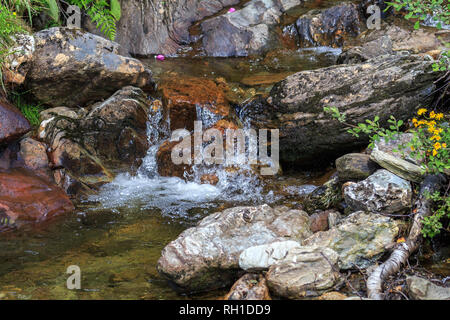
[156,54,165,61]
[228,8,236,13]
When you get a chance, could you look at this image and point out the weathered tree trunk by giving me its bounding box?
[366,174,446,300]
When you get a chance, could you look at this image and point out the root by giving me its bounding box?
[366,174,446,300]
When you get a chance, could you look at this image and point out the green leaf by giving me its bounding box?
[110,0,121,21]
[414,20,421,29]
[45,0,60,23]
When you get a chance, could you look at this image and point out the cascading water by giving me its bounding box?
[87,99,277,219]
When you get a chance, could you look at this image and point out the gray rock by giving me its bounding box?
[407,276,450,300]
[303,211,400,269]
[253,53,437,166]
[201,0,302,57]
[266,246,340,299]
[26,27,152,108]
[157,204,312,291]
[344,169,412,214]
[370,148,423,183]
[224,273,271,300]
[336,153,379,181]
[239,240,302,271]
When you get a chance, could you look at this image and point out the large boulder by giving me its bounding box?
[0,169,74,226]
[344,169,412,214]
[84,0,241,56]
[157,204,312,292]
[303,211,401,269]
[201,0,302,57]
[265,246,340,299]
[26,27,152,107]
[0,99,31,145]
[39,86,152,195]
[245,53,437,166]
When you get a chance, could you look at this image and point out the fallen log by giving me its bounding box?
[366,174,446,300]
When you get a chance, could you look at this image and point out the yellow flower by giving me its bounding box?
[417,108,427,116]
[434,142,441,150]
[13,12,16,16]
[443,143,447,148]
[430,135,441,141]
[434,128,443,135]
[432,149,438,156]
[435,113,444,121]
[430,111,436,119]
[410,146,415,151]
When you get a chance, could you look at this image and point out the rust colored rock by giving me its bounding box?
[160,76,230,131]
[0,169,74,224]
[0,99,31,145]
[156,140,193,179]
[200,174,219,186]
[224,274,271,300]
[309,210,330,233]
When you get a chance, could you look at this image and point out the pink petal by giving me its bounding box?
[156,54,165,61]
[228,8,236,13]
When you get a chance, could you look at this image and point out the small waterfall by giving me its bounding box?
[87,99,276,218]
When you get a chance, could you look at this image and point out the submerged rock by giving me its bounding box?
[224,273,271,300]
[0,169,74,225]
[0,99,31,146]
[157,204,312,292]
[407,276,450,300]
[266,246,340,299]
[303,211,400,269]
[26,27,152,108]
[255,53,437,166]
[344,169,412,214]
[39,86,151,195]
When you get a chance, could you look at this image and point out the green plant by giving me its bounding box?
[324,106,449,238]
[9,91,45,125]
[385,0,450,71]
[66,0,121,40]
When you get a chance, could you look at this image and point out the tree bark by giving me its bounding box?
[366,174,446,300]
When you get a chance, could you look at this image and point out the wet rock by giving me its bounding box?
[84,0,241,56]
[336,153,378,181]
[39,87,151,195]
[0,169,74,225]
[406,276,450,300]
[160,76,231,131]
[344,169,412,214]
[224,273,271,300]
[200,174,219,186]
[2,34,35,86]
[157,204,312,291]
[260,53,437,166]
[156,139,193,179]
[266,246,340,299]
[14,138,52,180]
[304,175,342,213]
[303,211,400,269]
[26,27,152,108]
[294,3,363,48]
[239,240,302,271]
[0,99,31,145]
